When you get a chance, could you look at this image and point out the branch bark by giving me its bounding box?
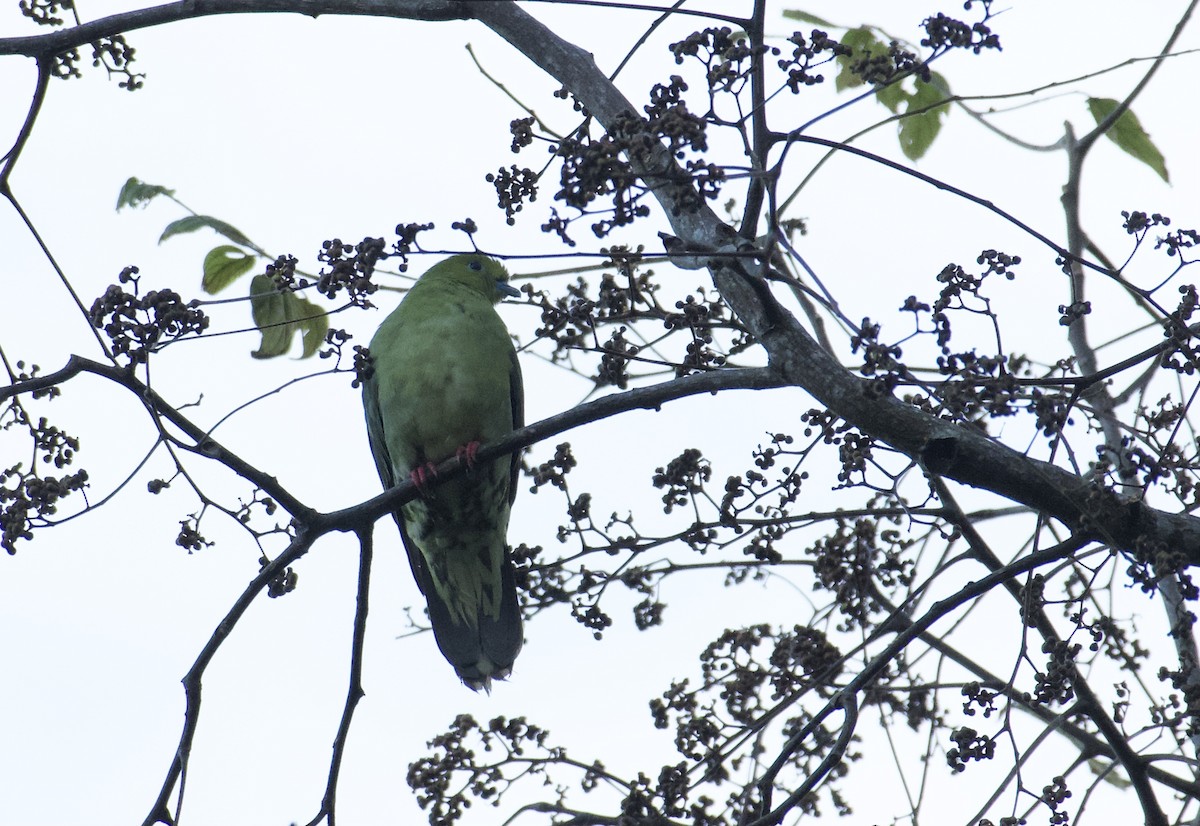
[0,0,467,58]
[470,0,1200,566]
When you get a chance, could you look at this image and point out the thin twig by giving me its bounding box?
[142,529,319,825]
[305,526,374,826]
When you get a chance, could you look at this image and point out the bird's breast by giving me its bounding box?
[373,302,514,469]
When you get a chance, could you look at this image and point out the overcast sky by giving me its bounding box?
[3,2,1199,824]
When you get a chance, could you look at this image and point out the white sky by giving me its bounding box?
[2,1,1199,824]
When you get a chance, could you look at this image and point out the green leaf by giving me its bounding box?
[782,9,835,28]
[202,246,257,295]
[834,27,887,92]
[116,177,175,211]
[927,70,952,98]
[875,81,909,114]
[248,275,327,359]
[250,275,292,359]
[1087,97,1169,183]
[159,215,254,248]
[296,298,329,358]
[898,73,952,161]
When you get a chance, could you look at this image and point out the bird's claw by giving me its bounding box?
[456,441,482,468]
[410,462,439,492]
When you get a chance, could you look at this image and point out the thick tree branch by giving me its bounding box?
[471,0,1200,566]
[5,5,1197,825]
[0,0,467,58]
[3,0,1195,571]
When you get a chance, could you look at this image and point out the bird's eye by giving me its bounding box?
[469,260,483,271]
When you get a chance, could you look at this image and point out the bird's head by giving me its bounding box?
[424,254,520,304]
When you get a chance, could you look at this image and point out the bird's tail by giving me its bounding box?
[420,548,524,692]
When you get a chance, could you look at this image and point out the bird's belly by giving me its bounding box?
[396,358,508,465]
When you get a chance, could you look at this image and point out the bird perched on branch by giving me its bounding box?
[362,254,524,691]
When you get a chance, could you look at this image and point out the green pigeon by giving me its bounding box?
[362,254,524,690]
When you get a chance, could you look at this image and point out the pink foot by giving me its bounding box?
[456,441,482,468]
[410,462,439,491]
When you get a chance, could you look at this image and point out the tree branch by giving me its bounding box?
[937,481,1167,823]
[469,1,1200,566]
[0,0,469,58]
[305,526,374,826]
[746,533,1094,825]
[15,356,316,520]
[318,365,786,531]
[143,528,319,825]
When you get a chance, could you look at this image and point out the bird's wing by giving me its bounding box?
[363,371,433,598]
[362,375,394,491]
[507,345,524,505]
